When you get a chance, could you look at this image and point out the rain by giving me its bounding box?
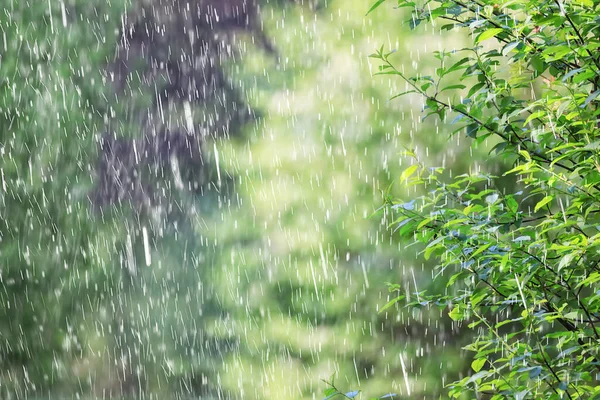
[1,0,484,399]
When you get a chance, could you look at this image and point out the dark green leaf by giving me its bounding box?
[466,123,478,138]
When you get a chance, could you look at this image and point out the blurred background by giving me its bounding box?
[0,0,492,398]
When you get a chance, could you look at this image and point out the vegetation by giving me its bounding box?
[5,0,458,397]
[0,1,128,396]
[364,0,600,398]
[7,0,569,397]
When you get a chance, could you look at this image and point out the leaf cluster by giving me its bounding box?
[369,0,600,398]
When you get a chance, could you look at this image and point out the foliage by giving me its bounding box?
[215,0,475,397]
[1,1,223,397]
[368,0,600,398]
[321,375,397,400]
[0,0,129,396]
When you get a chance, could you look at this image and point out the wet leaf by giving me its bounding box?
[471,358,486,372]
[476,28,504,43]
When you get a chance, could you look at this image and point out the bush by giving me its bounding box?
[366,0,600,398]
[0,0,128,396]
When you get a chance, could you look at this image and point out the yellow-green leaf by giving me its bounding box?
[534,195,554,212]
[518,150,531,161]
[471,358,486,372]
[366,0,387,16]
[524,111,545,126]
[378,295,404,313]
[442,218,468,228]
[417,217,434,230]
[470,242,492,259]
[400,164,419,182]
[449,305,463,321]
[476,28,504,43]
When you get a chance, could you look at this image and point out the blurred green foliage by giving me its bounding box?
[0,0,128,396]
[0,0,498,398]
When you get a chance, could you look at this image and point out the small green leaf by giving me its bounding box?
[366,0,387,15]
[476,28,504,43]
[447,5,463,16]
[389,90,418,101]
[534,195,553,212]
[573,70,596,83]
[518,150,531,161]
[530,55,546,76]
[379,295,405,313]
[400,164,419,182]
[542,45,572,61]
[409,18,422,30]
[470,242,492,259]
[506,196,518,213]
[558,253,575,271]
[467,82,485,98]
[502,41,521,56]
[529,367,542,379]
[444,57,471,75]
[524,111,545,126]
[466,123,478,138]
[440,84,466,93]
[582,89,600,108]
[471,358,486,372]
[449,305,464,321]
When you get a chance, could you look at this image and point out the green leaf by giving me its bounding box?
[444,57,471,75]
[471,358,486,373]
[400,164,419,182]
[502,41,521,56]
[524,111,545,126]
[529,367,542,379]
[558,253,575,271]
[447,272,463,287]
[409,18,422,30]
[475,28,504,43]
[449,305,464,321]
[366,0,387,15]
[440,84,466,93]
[506,196,518,213]
[534,195,553,212]
[562,67,585,82]
[573,69,596,83]
[417,217,434,230]
[543,45,572,61]
[466,371,488,384]
[518,150,531,161]
[467,82,485,98]
[379,295,405,313]
[389,90,418,100]
[466,123,478,138]
[446,5,463,16]
[582,89,600,108]
[530,55,546,76]
[576,272,600,288]
[470,242,492,259]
